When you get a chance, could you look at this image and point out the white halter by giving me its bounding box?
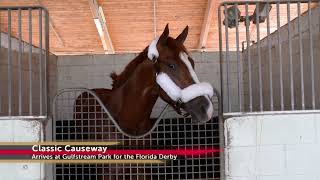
[147,37,214,103]
[156,73,213,103]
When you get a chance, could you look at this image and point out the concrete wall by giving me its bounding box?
[56,52,223,118]
[242,6,320,112]
[0,120,45,180]
[0,32,57,117]
[224,112,320,180]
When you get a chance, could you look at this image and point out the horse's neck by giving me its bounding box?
[109,60,159,135]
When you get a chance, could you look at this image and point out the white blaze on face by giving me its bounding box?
[179,52,200,83]
[179,52,214,120]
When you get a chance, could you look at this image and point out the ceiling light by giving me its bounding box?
[223,5,241,28]
[251,3,272,24]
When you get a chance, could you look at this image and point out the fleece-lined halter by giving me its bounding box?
[147,37,214,118]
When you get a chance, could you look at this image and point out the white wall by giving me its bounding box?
[0,119,45,180]
[224,112,320,180]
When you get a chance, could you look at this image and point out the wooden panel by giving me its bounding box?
[98,0,154,52]
[1,0,103,54]
[156,0,207,50]
[0,0,315,54]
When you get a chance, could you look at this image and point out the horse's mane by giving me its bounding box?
[110,47,148,89]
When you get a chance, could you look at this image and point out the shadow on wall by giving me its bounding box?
[0,32,57,116]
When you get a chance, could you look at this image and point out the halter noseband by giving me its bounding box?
[147,37,213,116]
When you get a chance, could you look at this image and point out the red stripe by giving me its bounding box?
[0,148,221,156]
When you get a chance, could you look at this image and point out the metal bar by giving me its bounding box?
[297,2,305,110]
[256,2,263,111]
[0,6,49,10]
[224,109,320,117]
[190,122,194,180]
[308,0,315,109]
[153,0,157,38]
[224,4,231,112]
[245,3,253,112]
[287,2,295,110]
[219,0,319,6]
[277,2,284,110]
[28,8,33,115]
[0,10,2,113]
[45,9,49,116]
[18,9,23,115]
[52,94,57,180]
[218,5,224,114]
[266,2,273,111]
[235,3,242,112]
[0,116,47,120]
[39,9,43,115]
[7,9,12,116]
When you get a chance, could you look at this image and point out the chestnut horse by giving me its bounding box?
[77,24,213,136]
[73,24,214,179]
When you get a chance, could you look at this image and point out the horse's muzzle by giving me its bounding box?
[182,95,214,123]
[156,72,214,122]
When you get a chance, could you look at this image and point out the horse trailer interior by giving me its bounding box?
[0,0,320,180]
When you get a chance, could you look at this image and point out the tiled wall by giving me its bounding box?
[225,113,320,180]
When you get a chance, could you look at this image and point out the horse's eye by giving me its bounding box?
[168,64,176,70]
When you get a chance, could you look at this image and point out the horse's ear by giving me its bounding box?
[176,25,188,44]
[158,23,169,45]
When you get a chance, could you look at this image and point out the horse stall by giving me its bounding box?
[0,0,320,180]
[0,6,55,179]
[219,1,320,180]
[0,2,225,180]
[53,52,222,180]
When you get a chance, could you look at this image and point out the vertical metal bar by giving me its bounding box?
[287,2,294,110]
[245,3,252,112]
[266,3,273,111]
[18,9,23,115]
[28,8,33,115]
[256,3,263,111]
[218,6,224,114]
[0,10,2,113]
[277,3,284,110]
[235,3,242,112]
[183,121,187,179]
[308,0,315,109]
[39,9,43,115]
[52,96,57,180]
[224,4,231,112]
[190,123,194,180]
[297,2,305,110]
[8,9,12,116]
[45,9,49,116]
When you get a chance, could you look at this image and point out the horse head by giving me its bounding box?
[149,24,214,123]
